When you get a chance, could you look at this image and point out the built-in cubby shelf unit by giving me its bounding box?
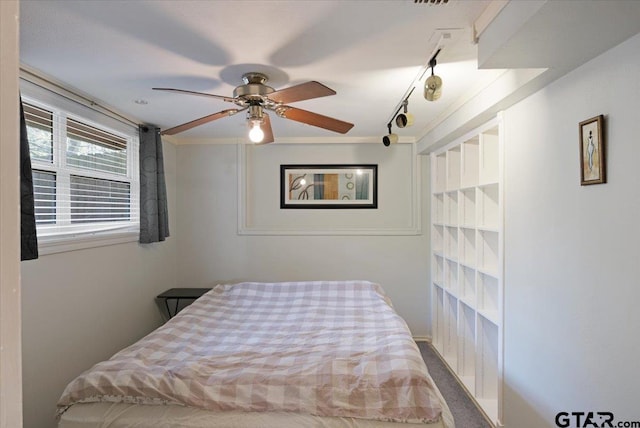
[430,118,503,426]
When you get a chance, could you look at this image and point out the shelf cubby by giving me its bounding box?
[432,225,444,254]
[461,137,479,188]
[476,315,499,422]
[478,183,499,230]
[460,265,476,303]
[479,131,499,185]
[446,147,461,191]
[458,302,477,394]
[434,153,447,193]
[445,259,459,294]
[478,273,499,323]
[433,255,444,285]
[443,293,459,368]
[445,191,458,225]
[460,188,476,227]
[444,226,458,260]
[433,285,445,353]
[459,227,476,266]
[433,193,444,224]
[478,230,499,275]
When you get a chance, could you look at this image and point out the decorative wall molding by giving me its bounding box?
[237,143,421,236]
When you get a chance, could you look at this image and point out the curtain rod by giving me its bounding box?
[19,66,141,129]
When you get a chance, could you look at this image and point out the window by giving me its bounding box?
[22,96,139,250]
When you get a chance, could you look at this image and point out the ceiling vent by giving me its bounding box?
[414,0,449,4]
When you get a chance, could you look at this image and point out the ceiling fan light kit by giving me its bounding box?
[154,72,353,143]
[246,104,266,143]
[248,120,265,143]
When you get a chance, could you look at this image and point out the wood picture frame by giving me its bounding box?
[280,164,377,209]
[579,115,606,185]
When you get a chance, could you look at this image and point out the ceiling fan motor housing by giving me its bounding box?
[234,72,275,100]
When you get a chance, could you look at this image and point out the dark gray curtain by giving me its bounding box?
[139,125,169,243]
[20,97,39,261]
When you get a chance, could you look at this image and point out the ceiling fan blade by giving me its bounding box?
[259,113,275,144]
[280,107,354,134]
[161,109,239,135]
[268,81,336,104]
[153,87,236,103]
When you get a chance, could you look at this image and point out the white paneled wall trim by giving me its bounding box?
[237,143,422,235]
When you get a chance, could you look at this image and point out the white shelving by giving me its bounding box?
[430,119,503,426]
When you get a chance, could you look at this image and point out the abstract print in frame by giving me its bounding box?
[280,164,377,209]
[579,115,606,185]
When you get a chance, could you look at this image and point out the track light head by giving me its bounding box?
[395,112,414,128]
[424,51,443,101]
[383,133,398,146]
[383,123,397,146]
[394,99,414,128]
[424,74,442,101]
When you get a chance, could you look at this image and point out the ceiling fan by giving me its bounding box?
[153,72,354,143]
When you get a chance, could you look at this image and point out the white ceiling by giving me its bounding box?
[19,1,640,145]
[19,0,503,143]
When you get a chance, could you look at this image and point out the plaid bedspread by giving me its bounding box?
[57,281,447,425]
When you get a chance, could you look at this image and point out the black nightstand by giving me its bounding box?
[157,288,212,318]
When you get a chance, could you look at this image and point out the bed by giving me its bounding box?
[57,280,454,427]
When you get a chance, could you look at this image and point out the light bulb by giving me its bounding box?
[248,121,264,143]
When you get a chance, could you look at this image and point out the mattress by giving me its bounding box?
[59,403,450,427]
[58,280,453,427]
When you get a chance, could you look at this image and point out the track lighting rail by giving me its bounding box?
[383,46,442,145]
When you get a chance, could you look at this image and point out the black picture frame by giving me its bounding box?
[280,164,378,209]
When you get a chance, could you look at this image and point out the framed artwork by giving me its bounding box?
[280,164,377,209]
[579,115,606,185]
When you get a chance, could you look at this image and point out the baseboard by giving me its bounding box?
[413,335,432,343]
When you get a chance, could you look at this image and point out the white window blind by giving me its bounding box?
[23,97,139,244]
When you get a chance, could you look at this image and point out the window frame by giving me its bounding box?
[21,82,140,255]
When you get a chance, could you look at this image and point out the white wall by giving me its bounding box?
[502,33,640,426]
[1,1,23,426]
[175,142,431,336]
[20,141,178,428]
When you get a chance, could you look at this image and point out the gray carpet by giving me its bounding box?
[417,342,493,428]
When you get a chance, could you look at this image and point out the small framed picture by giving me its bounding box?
[579,115,605,185]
